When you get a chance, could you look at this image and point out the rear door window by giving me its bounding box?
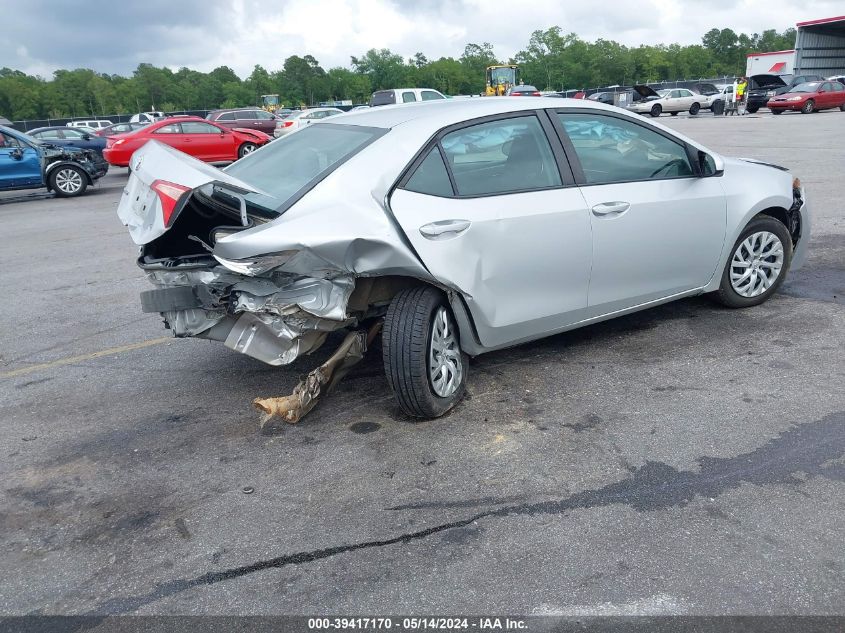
[237,110,256,120]
[439,115,561,196]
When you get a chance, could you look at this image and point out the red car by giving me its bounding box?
[103,117,270,167]
[767,80,845,114]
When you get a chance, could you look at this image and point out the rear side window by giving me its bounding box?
[371,91,396,106]
[402,91,417,103]
[403,147,453,197]
[36,129,62,139]
[421,90,444,101]
[558,113,693,184]
[439,115,561,196]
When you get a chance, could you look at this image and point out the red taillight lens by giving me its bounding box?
[151,179,190,226]
[532,91,542,96]
[282,121,294,127]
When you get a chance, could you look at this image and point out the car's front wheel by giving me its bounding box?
[238,142,258,158]
[715,216,793,308]
[50,166,88,197]
[382,286,468,418]
[746,106,759,114]
[650,104,662,117]
[802,100,815,114]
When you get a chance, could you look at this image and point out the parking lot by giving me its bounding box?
[1,110,843,616]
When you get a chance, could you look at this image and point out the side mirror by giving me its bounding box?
[81,133,91,140]
[10,148,23,160]
[698,150,724,177]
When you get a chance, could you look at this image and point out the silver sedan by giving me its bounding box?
[118,98,810,418]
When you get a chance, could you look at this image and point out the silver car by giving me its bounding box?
[118,98,810,418]
[273,107,344,138]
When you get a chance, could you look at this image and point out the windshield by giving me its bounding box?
[792,82,821,93]
[223,123,384,211]
[489,67,517,86]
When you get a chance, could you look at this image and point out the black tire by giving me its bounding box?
[670,111,678,116]
[714,216,793,309]
[49,165,88,198]
[771,109,783,115]
[840,103,845,111]
[238,142,257,159]
[689,102,700,115]
[650,104,662,117]
[746,106,759,114]
[801,100,814,114]
[382,286,468,418]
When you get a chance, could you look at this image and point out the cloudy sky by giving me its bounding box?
[2,0,842,78]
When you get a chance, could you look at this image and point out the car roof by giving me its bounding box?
[330,96,615,130]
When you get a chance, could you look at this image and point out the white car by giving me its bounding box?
[66,119,113,130]
[628,86,710,117]
[273,108,344,138]
[130,111,165,124]
[119,97,809,419]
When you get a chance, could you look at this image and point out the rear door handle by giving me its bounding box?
[419,219,471,239]
[592,201,630,216]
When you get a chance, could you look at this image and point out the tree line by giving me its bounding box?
[0,26,795,120]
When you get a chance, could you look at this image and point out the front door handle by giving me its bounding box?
[592,201,630,216]
[419,219,471,239]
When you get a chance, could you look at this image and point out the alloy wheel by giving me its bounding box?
[55,168,83,194]
[729,231,784,298]
[429,306,462,398]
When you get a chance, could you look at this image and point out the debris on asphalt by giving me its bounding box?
[253,321,382,427]
[241,486,255,494]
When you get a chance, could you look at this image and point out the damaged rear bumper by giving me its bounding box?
[141,267,355,365]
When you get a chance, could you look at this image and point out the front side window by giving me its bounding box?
[0,133,21,148]
[558,113,693,185]
[255,110,275,119]
[421,90,444,101]
[181,122,222,134]
[63,129,87,139]
[439,115,561,196]
[403,147,453,197]
[402,91,417,103]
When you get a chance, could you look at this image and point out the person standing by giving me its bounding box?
[736,77,748,115]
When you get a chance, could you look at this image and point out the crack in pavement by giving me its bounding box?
[87,412,844,615]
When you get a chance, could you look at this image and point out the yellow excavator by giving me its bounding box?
[261,94,280,112]
[485,65,519,96]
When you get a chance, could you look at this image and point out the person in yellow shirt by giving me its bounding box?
[736,77,748,115]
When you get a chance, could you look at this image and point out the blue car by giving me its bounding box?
[0,124,108,197]
[27,126,108,157]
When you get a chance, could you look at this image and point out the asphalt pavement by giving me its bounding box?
[0,109,843,617]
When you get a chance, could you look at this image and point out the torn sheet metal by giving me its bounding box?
[253,322,381,426]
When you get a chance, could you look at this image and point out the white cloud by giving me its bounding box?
[3,0,845,77]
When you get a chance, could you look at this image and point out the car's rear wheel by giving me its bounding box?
[839,103,845,112]
[801,100,815,114]
[382,286,468,418]
[238,142,258,158]
[650,104,662,117]
[746,106,759,114]
[689,102,700,115]
[771,109,783,115]
[670,111,678,116]
[50,166,88,198]
[715,216,793,308]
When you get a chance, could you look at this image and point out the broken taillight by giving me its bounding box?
[151,180,191,226]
